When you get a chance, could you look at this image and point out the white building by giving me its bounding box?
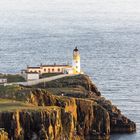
[0,78,7,84]
[72,47,81,74]
[21,71,39,81]
[26,64,72,74]
[21,47,82,81]
[64,68,74,74]
[26,72,39,81]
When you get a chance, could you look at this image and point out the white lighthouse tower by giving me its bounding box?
[72,47,81,74]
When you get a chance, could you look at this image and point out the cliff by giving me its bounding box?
[0,74,136,140]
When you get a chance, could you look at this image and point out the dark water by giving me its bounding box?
[0,0,140,139]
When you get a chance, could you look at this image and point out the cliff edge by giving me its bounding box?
[0,74,136,140]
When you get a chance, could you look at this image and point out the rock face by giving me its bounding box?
[0,129,8,140]
[0,74,136,140]
[0,108,77,140]
[95,97,136,133]
[27,90,110,139]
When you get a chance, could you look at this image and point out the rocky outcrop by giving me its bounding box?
[0,90,111,139]
[0,108,78,140]
[76,99,110,139]
[0,129,8,140]
[23,89,110,139]
[94,97,136,133]
[0,74,136,139]
[34,74,101,96]
[26,89,136,135]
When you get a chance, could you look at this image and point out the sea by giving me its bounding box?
[0,0,140,139]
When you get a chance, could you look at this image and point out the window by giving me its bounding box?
[39,70,41,73]
[76,66,78,69]
[48,68,50,73]
[58,68,60,72]
[52,69,54,72]
[44,68,46,72]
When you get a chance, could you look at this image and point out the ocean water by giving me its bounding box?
[0,0,140,139]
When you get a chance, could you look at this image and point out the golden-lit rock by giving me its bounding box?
[0,74,136,140]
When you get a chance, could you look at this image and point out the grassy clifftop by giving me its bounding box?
[0,74,136,140]
[0,74,25,83]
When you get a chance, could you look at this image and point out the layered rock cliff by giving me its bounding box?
[0,74,136,140]
[0,108,78,140]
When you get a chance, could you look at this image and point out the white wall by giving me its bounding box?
[26,73,39,81]
[42,66,63,73]
[0,79,7,83]
[27,66,71,74]
[72,59,80,73]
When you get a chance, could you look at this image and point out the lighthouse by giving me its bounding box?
[72,47,81,74]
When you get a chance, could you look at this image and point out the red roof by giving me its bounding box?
[27,64,71,69]
[27,67,41,69]
[26,72,39,74]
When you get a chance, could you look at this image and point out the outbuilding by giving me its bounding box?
[0,78,7,84]
[26,72,39,81]
[64,68,74,74]
[21,71,39,81]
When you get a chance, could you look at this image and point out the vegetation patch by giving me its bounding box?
[0,74,25,83]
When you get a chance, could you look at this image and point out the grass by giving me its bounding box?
[48,87,86,94]
[0,98,60,112]
[0,85,22,94]
[0,85,25,100]
[0,99,33,111]
[46,87,88,99]
[0,74,25,83]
